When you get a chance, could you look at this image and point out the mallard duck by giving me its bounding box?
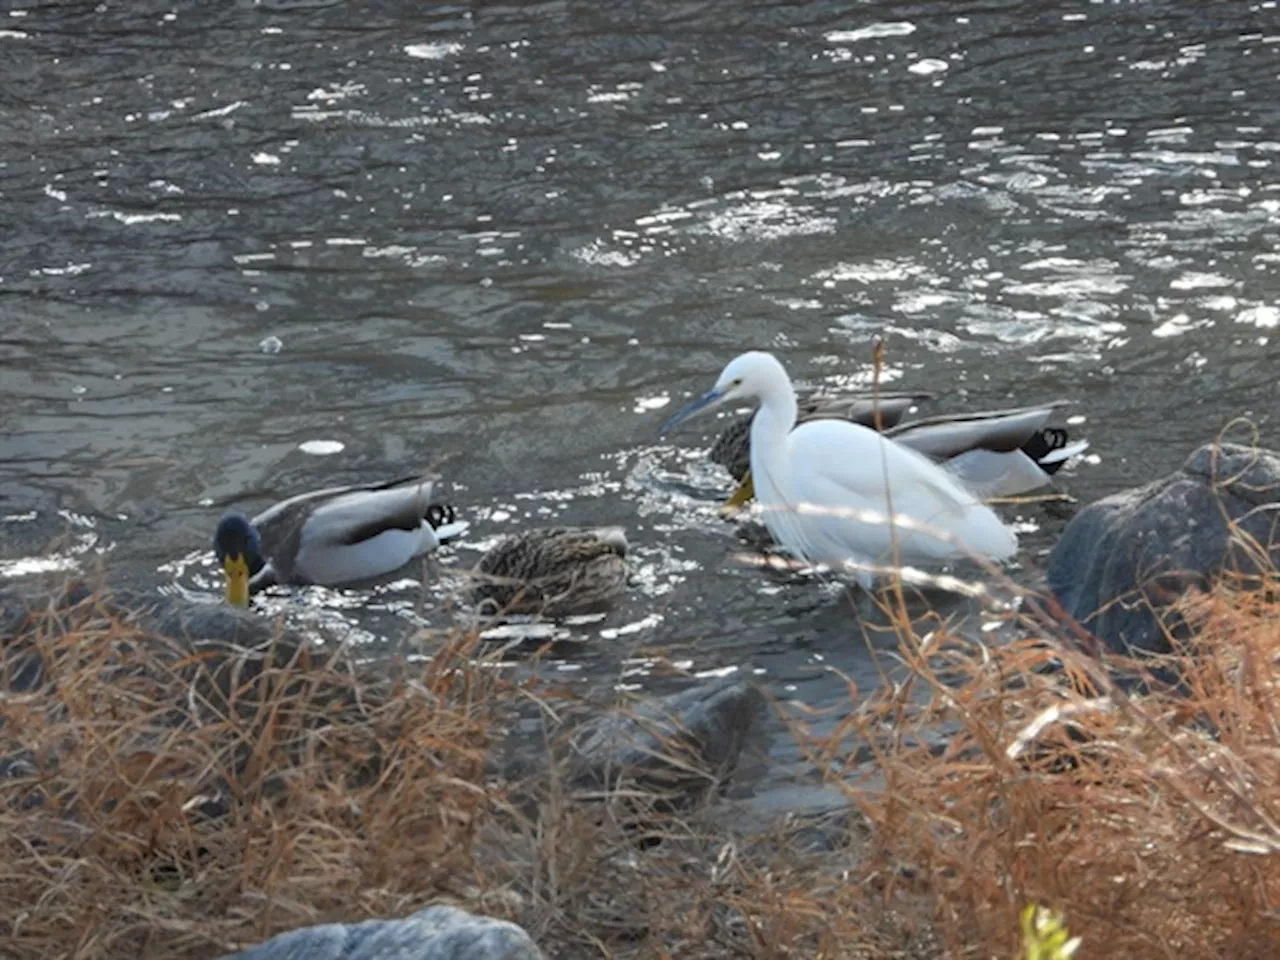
[884,402,1089,498]
[720,400,1090,510]
[466,526,630,619]
[710,389,933,483]
[212,473,469,606]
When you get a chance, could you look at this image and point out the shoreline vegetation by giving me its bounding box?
[4,542,1279,959]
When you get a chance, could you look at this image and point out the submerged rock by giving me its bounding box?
[1,579,338,705]
[1046,442,1280,655]
[567,675,766,801]
[1,578,300,644]
[219,905,543,960]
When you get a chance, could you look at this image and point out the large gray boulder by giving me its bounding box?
[1,578,306,651]
[1046,442,1280,655]
[219,905,542,960]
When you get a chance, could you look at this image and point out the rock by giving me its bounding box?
[1046,442,1280,655]
[705,783,856,853]
[3,578,287,650]
[566,675,766,802]
[1,579,344,704]
[219,905,543,960]
[0,579,389,817]
[2,580,352,734]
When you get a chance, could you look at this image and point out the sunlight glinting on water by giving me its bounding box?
[1,0,1278,773]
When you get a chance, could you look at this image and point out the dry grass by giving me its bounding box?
[0,580,497,958]
[802,569,1280,960]
[4,558,1280,959]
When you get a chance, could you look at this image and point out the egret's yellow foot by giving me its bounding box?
[718,471,756,518]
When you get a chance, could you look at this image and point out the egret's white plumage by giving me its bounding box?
[662,351,1019,589]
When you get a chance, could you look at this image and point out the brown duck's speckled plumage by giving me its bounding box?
[709,390,932,481]
[468,526,630,619]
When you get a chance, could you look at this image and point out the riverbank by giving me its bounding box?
[2,565,1277,959]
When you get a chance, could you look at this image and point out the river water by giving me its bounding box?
[2,0,1278,779]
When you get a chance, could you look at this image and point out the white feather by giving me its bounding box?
[773,420,1017,570]
[1037,438,1090,466]
[433,519,471,542]
[941,448,1056,500]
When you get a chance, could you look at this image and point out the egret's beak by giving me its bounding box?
[223,554,251,607]
[720,471,756,516]
[659,387,728,435]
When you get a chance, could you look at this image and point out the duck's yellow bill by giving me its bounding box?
[719,471,756,517]
[223,555,251,607]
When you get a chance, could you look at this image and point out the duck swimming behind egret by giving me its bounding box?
[662,351,1019,590]
[883,403,1089,500]
[720,400,1090,510]
[213,473,469,606]
[710,390,933,483]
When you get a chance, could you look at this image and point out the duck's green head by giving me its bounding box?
[213,512,261,607]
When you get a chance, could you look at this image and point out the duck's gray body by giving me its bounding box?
[468,526,630,619]
[885,402,1089,499]
[248,474,469,593]
[715,391,1089,502]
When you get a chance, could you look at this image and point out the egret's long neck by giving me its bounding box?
[748,372,798,503]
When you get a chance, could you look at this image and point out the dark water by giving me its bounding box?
[3,0,1279,780]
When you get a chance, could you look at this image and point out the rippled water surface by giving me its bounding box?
[3,0,1279,776]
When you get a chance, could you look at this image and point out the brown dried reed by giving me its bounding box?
[5,553,1280,960]
[804,568,1280,960]
[0,582,496,959]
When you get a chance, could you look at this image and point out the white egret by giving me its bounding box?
[661,351,1019,589]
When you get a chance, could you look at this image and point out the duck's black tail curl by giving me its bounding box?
[1020,427,1071,474]
[425,503,459,529]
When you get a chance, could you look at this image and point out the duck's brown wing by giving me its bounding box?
[798,390,932,431]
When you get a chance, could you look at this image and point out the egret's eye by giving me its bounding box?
[730,378,743,388]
